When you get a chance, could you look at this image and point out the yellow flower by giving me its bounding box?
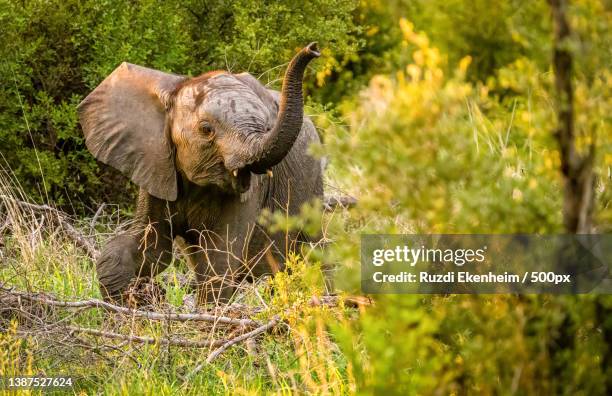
[459,55,472,74]
[399,18,415,40]
[366,26,379,36]
[406,64,421,81]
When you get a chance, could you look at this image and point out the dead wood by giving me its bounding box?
[0,283,261,328]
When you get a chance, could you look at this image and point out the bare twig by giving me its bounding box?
[89,203,106,233]
[65,325,227,348]
[0,284,261,328]
[204,315,279,363]
[187,315,280,376]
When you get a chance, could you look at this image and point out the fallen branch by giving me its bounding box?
[0,195,99,259]
[187,315,280,376]
[0,284,261,328]
[66,325,227,348]
[205,315,279,363]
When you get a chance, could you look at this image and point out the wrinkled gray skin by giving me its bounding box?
[78,43,322,304]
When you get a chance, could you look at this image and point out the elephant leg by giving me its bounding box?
[180,232,249,305]
[96,230,173,302]
[96,235,140,301]
[184,248,236,305]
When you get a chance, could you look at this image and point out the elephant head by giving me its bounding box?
[78,43,320,201]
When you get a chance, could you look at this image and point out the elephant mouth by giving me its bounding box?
[229,167,252,193]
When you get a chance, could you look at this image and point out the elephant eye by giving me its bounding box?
[199,121,215,138]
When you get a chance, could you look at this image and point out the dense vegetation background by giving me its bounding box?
[0,0,610,394]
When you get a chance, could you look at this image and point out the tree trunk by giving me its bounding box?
[549,0,595,233]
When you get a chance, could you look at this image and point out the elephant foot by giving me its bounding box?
[122,276,166,309]
[96,233,171,307]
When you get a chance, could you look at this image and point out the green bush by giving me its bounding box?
[320,17,611,394]
[316,0,553,104]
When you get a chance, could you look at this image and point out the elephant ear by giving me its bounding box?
[78,62,185,201]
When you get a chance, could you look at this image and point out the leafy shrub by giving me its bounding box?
[320,17,611,394]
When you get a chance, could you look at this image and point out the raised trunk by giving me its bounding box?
[247,42,320,174]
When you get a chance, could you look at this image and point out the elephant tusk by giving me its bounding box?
[233,170,238,177]
[266,169,273,178]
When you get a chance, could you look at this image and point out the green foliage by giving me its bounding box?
[320,14,612,394]
[316,0,552,104]
[327,19,564,235]
[403,0,551,81]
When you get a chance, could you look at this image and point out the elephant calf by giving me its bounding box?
[78,43,323,304]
